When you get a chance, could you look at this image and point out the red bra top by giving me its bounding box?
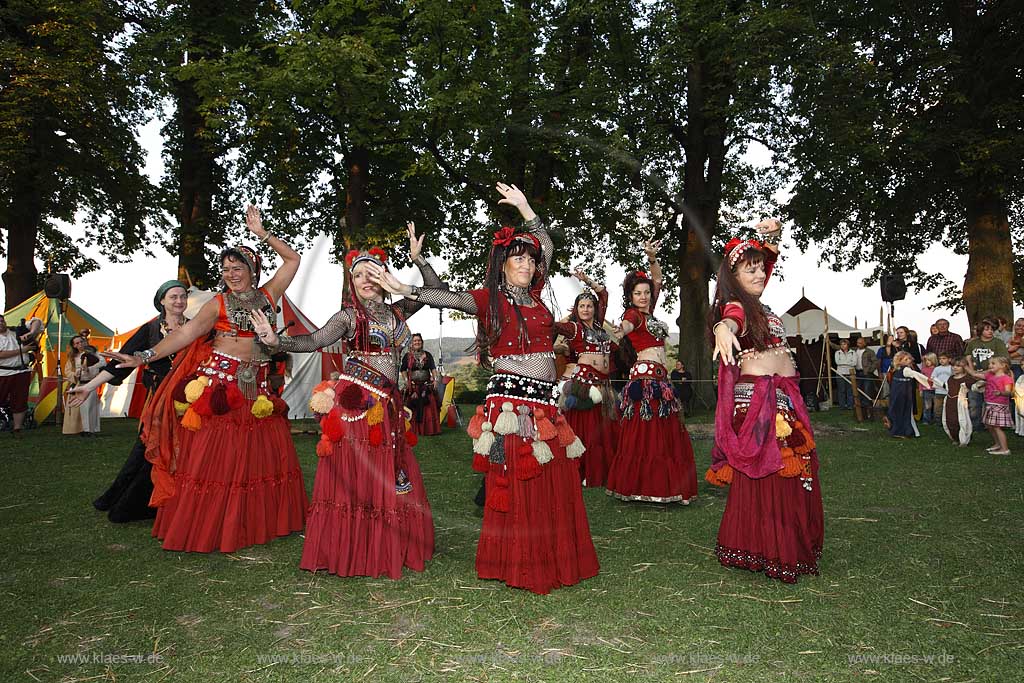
[720,302,788,353]
[470,289,554,357]
[213,288,275,338]
[623,308,666,352]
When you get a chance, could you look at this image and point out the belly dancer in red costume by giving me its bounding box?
[106,206,307,553]
[605,242,697,504]
[706,219,824,583]
[555,270,619,488]
[369,182,599,595]
[253,223,440,579]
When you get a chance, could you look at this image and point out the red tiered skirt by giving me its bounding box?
[709,378,824,583]
[152,406,307,553]
[301,381,435,579]
[472,378,599,594]
[606,361,697,503]
[560,363,618,488]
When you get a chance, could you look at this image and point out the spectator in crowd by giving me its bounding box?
[920,352,938,424]
[0,315,42,436]
[62,335,86,436]
[877,333,898,375]
[899,326,924,365]
[926,318,965,360]
[965,319,1009,430]
[994,317,1013,346]
[965,356,1014,455]
[670,360,694,416]
[77,345,102,437]
[834,338,856,409]
[1008,317,1024,380]
[857,336,880,419]
[886,350,924,438]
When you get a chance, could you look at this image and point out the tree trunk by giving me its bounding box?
[963,192,1013,328]
[2,166,43,309]
[676,225,714,408]
[175,75,216,288]
[344,145,370,243]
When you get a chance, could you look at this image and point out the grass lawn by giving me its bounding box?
[1,410,1021,682]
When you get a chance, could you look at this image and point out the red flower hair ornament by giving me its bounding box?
[492,226,541,250]
[346,247,389,270]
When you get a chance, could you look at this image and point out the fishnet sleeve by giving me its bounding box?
[524,216,554,273]
[414,288,478,315]
[272,309,354,353]
[395,259,448,318]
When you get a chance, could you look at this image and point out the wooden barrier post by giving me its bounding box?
[850,368,862,422]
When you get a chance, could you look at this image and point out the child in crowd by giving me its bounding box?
[966,356,1014,455]
[920,352,938,424]
[887,350,926,438]
[931,352,953,424]
[940,357,972,446]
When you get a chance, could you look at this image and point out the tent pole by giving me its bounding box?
[55,299,64,426]
[824,307,834,408]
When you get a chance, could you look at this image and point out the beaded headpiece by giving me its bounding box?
[724,238,764,268]
[492,226,541,251]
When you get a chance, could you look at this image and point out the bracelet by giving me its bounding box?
[762,230,782,245]
[134,349,157,364]
[712,321,734,337]
[260,232,273,244]
[408,285,420,299]
[522,216,542,230]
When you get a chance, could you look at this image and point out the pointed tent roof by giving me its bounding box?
[780,295,885,341]
[4,291,115,377]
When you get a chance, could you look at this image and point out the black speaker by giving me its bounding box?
[44,273,71,300]
[880,274,906,303]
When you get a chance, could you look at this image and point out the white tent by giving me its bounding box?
[781,296,885,342]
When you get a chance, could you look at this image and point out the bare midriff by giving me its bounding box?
[738,353,797,377]
[637,346,668,367]
[577,351,609,373]
[213,334,265,362]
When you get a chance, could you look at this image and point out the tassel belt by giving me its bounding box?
[571,363,610,387]
[629,360,668,381]
[486,373,558,407]
[734,381,793,412]
[199,351,270,400]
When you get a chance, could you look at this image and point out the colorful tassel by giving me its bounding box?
[565,436,586,459]
[313,380,336,394]
[488,435,506,464]
[467,405,486,439]
[368,423,383,447]
[226,384,245,409]
[775,412,793,438]
[779,457,802,478]
[251,394,274,418]
[589,385,603,404]
[209,383,230,415]
[184,376,209,403]
[486,475,511,512]
[309,391,334,415]
[705,464,733,487]
[494,402,518,435]
[173,374,195,403]
[270,395,288,416]
[516,450,542,480]
[181,406,202,431]
[534,409,557,442]
[532,439,554,464]
[472,453,490,473]
[516,405,535,439]
[322,408,345,441]
[475,421,495,455]
[639,400,653,421]
[405,429,418,447]
[337,383,363,410]
[316,436,333,457]
[191,389,213,417]
[564,395,577,410]
[366,399,385,426]
[554,414,575,447]
[173,400,190,417]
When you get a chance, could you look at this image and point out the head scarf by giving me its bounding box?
[153,280,188,312]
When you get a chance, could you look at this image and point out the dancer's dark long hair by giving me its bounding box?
[569,292,603,326]
[621,272,655,311]
[473,237,546,369]
[707,247,771,351]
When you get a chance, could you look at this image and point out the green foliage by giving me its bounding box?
[0,0,159,275]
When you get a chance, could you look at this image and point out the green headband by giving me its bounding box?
[154,280,188,312]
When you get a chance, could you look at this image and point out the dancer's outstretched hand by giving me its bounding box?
[642,239,662,258]
[66,385,91,408]
[712,323,742,366]
[754,218,782,236]
[496,182,535,220]
[101,350,143,370]
[250,309,278,346]
[407,221,425,262]
[245,205,268,240]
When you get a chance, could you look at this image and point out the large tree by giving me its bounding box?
[0,0,157,309]
[783,0,1024,325]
